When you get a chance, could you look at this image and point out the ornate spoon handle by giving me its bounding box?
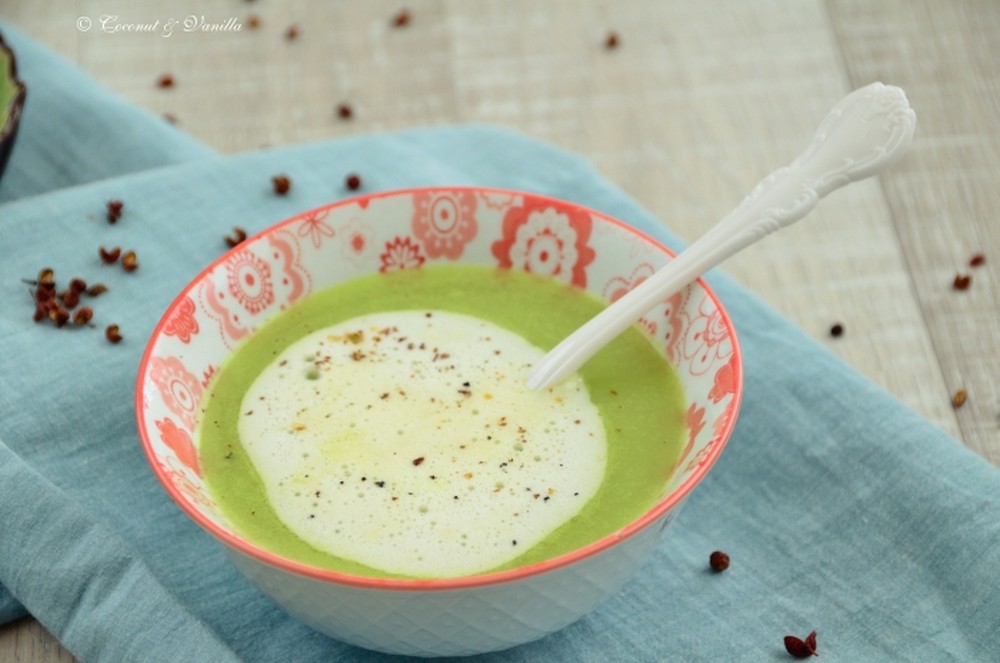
[527,82,916,390]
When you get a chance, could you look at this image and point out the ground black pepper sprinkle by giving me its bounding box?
[829,323,844,338]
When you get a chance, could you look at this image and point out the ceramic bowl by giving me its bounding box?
[136,187,742,657]
[0,31,26,182]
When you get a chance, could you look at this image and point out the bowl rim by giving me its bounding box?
[0,31,27,146]
[136,185,744,591]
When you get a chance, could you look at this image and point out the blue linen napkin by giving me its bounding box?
[2,22,1000,663]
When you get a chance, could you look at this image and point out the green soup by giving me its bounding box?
[199,265,686,578]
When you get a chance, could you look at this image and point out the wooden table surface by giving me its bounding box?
[2,1,998,660]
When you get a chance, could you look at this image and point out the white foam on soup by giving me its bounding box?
[239,310,607,577]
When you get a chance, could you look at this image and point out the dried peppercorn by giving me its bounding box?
[830,323,844,338]
[709,550,730,572]
[345,173,361,191]
[106,200,124,224]
[105,324,123,344]
[272,175,291,195]
[225,227,248,248]
[86,283,109,297]
[99,246,122,265]
[58,289,81,309]
[783,631,818,658]
[73,306,94,326]
[121,250,139,273]
[49,306,70,328]
[392,8,411,27]
[953,274,972,290]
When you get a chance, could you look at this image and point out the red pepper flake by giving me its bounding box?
[121,250,139,273]
[392,8,411,27]
[969,253,986,267]
[829,323,844,338]
[345,173,361,191]
[605,31,620,49]
[106,200,124,224]
[156,73,174,88]
[783,631,818,658]
[336,102,353,119]
[953,274,972,290]
[709,550,730,572]
[224,227,248,248]
[105,324,123,344]
[285,24,299,40]
[272,175,292,195]
[99,246,122,265]
[412,456,425,466]
[952,389,968,409]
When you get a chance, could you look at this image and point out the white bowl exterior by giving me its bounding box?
[227,506,683,657]
[137,188,740,656]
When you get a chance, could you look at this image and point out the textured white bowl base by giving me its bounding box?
[226,508,679,657]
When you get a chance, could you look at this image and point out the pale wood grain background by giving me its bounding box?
[2,0,998,660]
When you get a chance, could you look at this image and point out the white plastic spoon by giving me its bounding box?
[527,82,916,390]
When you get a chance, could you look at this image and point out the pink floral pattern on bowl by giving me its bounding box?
[136,187,742,655]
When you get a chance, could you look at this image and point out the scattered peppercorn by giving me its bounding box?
[709,550,730,572]
[952,389,968,409]
[105,324,123,344]
[59,289,81,309]
[121,250,139,273]
[953,274,972,290]
[829,323,844,338]
[336,102,353,119]
[73,306,94,326]
[49,307,70,328]
[345,173,361,191]
[99,246,122,265]
[37,268,55,289]
[783,631,818,658]
[69,278,88,294]
[392,8,411,27]
[412,456,425,466]
[87,283,109,297]
[272,175,291,195]
[106,200,124,224]
[156,73,174,88]
[285,24,299,40]
[225,226,248,248]
[605,31,619,49]
[969,253,985,267]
